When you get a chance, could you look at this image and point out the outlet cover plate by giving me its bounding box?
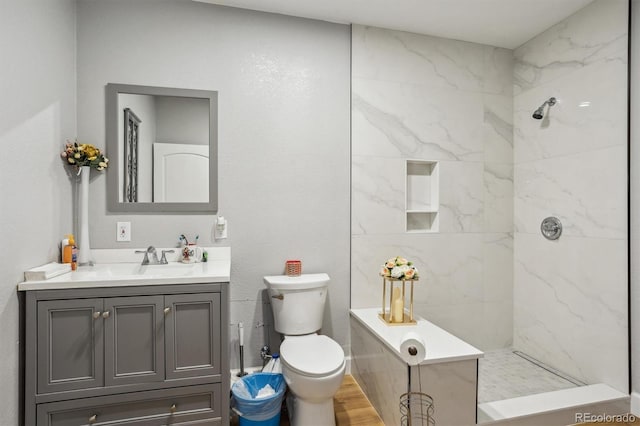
[117,222,131,242]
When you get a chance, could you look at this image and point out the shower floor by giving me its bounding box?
[478,348,584,403]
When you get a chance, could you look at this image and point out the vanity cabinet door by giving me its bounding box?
[103,296,165,386]
[165,293,221,380]
[37,299,105,394]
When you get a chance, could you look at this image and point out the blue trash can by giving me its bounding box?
[232,373,286,426]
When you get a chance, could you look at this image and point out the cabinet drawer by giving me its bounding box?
[37,384,221,426]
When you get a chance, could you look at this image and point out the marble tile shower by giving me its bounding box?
[351,25,514,351]
[513,0,628,393]
[351,0,629,402]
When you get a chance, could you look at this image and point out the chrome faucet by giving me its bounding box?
[136,246,159,265]
[136,246,175,265]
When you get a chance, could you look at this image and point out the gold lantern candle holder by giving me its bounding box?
[378,256,420,326]
[379,276,418,325]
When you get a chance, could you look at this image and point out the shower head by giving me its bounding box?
[532,97,557,120]
[532,107,544,120]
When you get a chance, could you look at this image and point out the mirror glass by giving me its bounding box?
[106,83,218,213]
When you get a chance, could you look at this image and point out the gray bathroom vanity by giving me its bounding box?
[19,248,230,426]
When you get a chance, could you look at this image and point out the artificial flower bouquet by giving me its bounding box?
[61,140,109,171]
[380,256,419,280]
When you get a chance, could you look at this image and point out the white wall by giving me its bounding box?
[76,0,351,367]
[155,96,209,145]
[513,0,629,392]
[350,25,514,351]
[0,0,77,424]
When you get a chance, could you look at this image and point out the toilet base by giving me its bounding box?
[286,392,336,426]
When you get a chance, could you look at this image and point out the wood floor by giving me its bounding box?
[332,375,385,426]
[232,374,384,426]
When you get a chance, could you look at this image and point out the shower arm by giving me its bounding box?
[539,97,557,109]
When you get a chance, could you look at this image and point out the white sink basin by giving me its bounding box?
[17,247,231,291]
[90,262,200,278]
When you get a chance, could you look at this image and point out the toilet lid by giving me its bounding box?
[280,335,344,376]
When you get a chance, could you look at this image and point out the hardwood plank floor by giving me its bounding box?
[232,374,383,426]
[334,375,385,426]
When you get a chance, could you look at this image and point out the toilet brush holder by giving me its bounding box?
[237,345,248,377]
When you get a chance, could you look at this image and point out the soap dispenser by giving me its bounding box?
[214,216,227,240]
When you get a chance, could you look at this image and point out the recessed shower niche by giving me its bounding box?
[405,160,439,233]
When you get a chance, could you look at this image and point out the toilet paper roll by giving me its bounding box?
[399,332,426,366]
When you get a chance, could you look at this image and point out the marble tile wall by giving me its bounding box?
[513,0,628,392]
[351,25,514,351]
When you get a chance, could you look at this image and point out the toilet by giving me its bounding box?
[264,273,346,426]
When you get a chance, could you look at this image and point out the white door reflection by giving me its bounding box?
[153,143,209,202]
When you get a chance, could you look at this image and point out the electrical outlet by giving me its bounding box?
[117,222,131,242]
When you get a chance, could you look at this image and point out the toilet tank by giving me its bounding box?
[264,273,330,335]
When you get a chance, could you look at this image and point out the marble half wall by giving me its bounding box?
[350,317,477,426]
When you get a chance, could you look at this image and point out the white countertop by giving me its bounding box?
[17,247,230,291]
[350,307,483,365]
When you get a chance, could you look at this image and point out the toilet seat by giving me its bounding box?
[280,334,345,377]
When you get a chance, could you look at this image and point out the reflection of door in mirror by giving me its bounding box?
[117,94,209,203]
[153,143,209,202]
[124,108,140,202]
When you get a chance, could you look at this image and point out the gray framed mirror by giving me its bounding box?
[106,83,218,213]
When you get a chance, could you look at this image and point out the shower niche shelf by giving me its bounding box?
[406,160,439,233]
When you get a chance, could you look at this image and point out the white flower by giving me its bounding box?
[390,266,403,278]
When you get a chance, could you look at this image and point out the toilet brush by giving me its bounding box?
[237,322,248,377]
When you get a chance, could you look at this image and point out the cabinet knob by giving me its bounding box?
[89,414,97,423]
[164,307,171,315]
[170,403,177,413]
[93,311,102,320]
[102,311,110,319]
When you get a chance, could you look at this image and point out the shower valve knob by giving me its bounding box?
[540,216,562,240]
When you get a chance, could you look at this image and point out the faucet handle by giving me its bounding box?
[160,250,175,264]
[135,249,150,265]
